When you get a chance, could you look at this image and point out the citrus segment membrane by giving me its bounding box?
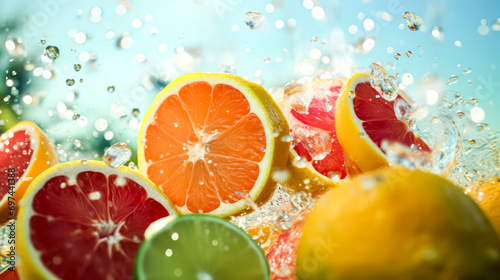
[354,82,431,152]
[0,130,33,198]
[143,81,266,214]
[135,214,270,280]
[19,162,176,280]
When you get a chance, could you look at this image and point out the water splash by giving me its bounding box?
[103,142,132,168]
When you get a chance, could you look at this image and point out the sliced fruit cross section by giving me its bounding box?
[16,161,178,280]
[335,73,431,172]
[134,214,270,280]
[138,73,289,217]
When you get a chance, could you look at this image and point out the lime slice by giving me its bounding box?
[134,214,270,280]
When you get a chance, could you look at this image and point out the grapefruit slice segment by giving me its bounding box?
[16,160,178,280]
[138,73,290,217]
[0,121,57,224]
[335,72,431,172]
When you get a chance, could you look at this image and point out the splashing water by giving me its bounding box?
[370,63,399,101]
[103,142,132,168]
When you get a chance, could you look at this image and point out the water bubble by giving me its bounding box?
[477,192,486,201]
[406,50,412,57]
[446,75,459,85]
[402,12,423,31]
[88,191,101,200]
[165,249,173,257]
[95,118,108,131]
[457,111,465,118]
[311,36,318,43]
[352,35,375,54]
[462,68,472,75]
[281,135,293,142]
[72,113,81,120]
[469,139,477,145]
[358,132,365,138]
[394,53,401,60]
[292,156,308,168]
[264,57,271,63]
[39,38,46,45]
[103,142,132,168]
[66,79,75,86]
[44,45,60,60]
[73,64,82,72]
[469,98,478,105]
[107,85,115,93]
[244,11,266,30]
[431,27,444,40]
[348,91,356,98]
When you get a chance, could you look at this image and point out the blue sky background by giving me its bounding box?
[0,0,499,158]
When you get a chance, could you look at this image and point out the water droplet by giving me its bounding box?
[39,38,46,45]
[74,64,82,72]
[394,53,401,60]
[292,156,308,168]
[165,249,173,257]
[457,111,465,118]
[348,91,356,98]
[44,45,60,60]
[88,191,101,200]
[272,128,280,137]
[264,57,271,63]
[132,107,140,116]
[311,36,318,43]
[272,168,291,182]
[107,85,115,93]
[431,26,444,40]
[469,139,477,145]
[66,79,75,86]
[325,100,333,112]
[103,142,132,168]
[72,113,81,120]
[462,68,472,75]
[406,50,412,57]
[477,191,486,201]
[358,132,365,138]
[402,12,423,31]
[469,98,478,105]
[244,11,266,30]
[281,135,293,142]
[447,75,459,85]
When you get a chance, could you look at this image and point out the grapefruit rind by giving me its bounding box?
[16,160,178,280]
[335,73,390,172]
[0,121,57,225]
[138,73,290,217]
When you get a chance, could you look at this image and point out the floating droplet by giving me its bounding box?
[292,156,308,168]
[394,53,401,60]
[44,45,60,60]
[264,57,271,63]
[271,168,291,182]
[462,68,472,75]
[103,142,132,168]
[73,64,82,72]
[244,11,266,30]
[311,36,318,43]
[469,139,477,145]
[107,85,115,93]
[66,79,75,86]
[406,50,412,57]
[72,113,80,120]
[402,12,423,31]
[348,91,355,98]
[39,38,46,45]
[325,100,333,112]
[477,191,486,201]
[457,111,465,118]
[358,132,365,138]
[370,63,399,101]
[446,75,459,85]
[281,135,293,142]
[132,107,140,116]
[469,98,478,105]
[431,26,444,40]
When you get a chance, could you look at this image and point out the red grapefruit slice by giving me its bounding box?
[16,160,177,280]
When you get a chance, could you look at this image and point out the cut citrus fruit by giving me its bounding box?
[134,214,270,280]
[468,177,500,238]
[296,167,500,279]
[138,73,290,216]
[279,78,346,197]
[245,221,282,253]
[0,121,57,224]
[0,265,19,280]
[335,73,431,172]
[16,160,178,280]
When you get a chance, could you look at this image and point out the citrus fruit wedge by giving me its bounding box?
[0,265,19,280]
[279,78,345,197]
[296,167,500,279]
[134,214,270,280]
[0,121,57,224]
[335,73,431,172]
[138,73,290,216]
[16,160,178,280]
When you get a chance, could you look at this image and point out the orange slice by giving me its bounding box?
[335,73,431,172]
[138,73,290,217]
[0,121,57,224]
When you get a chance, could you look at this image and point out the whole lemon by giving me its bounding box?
[296,167,500,280]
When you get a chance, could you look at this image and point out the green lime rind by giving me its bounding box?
[134,214,270,280]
